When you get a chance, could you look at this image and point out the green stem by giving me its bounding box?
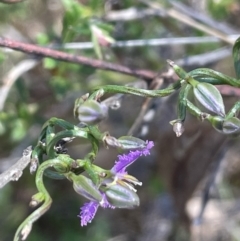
[177,84,192,122]
[14,158,71,241]
[90,81,182,99]
[190,68,240,87]
[186,99,203,118]
[46,129,90,159]
[226,101,240,119]
[42,117,77,130]
[185,75,199,87]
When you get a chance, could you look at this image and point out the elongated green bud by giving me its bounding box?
[68,173,102,202]
[193,83,225,117]
[77,100,108,125]
[105,184,140,208]
[117,136,147,150]
[208,116,240,136]
[222,117,240,135]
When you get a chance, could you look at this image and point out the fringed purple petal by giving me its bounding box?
[100,193,115,209]
[78,201,99,226]
[111,140,154,173]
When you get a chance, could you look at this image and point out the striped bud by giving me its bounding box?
[77,100,108,125]
[193,83,225,117]
[105,184,140,209]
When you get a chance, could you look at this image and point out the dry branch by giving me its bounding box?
[0,37,156,81]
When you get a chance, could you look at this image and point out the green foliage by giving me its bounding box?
[43,58,58,70]
[207,0,236,20]
[90,21,115,59]
[61,0,92,42]
[0,1,27,22]
[233,36,240,78]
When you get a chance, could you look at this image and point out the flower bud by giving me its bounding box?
[222,117,240,135]
[74,93,89,118]
[77,100,108,125]
[104,135,122,148]
[71,174,103,202]
[117,136,147,150]
[105,184,140,208]
[193,83,225,117]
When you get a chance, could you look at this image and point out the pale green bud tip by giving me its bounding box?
[29,192,45,207]
[103,134,122,148]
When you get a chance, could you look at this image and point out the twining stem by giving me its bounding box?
[46,129,90,158]
[13,158,70,241]
[90,81,182,99]
[190,68,240,87]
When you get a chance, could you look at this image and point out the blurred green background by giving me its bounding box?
[1,0,240,240]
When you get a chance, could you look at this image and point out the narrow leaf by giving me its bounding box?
[232,36,240,79]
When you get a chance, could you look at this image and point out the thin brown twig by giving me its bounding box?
[0,37,157,81]
[0,0,23,3]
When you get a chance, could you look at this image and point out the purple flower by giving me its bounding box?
[111,140,154,174]
[111,141,154,191]
[79,194,113,226]
[78,140,154,226]
[79,201,99,226]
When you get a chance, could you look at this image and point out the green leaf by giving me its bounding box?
[91,24,103,59]
[232,36,240,79]
[90,22,115,59]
